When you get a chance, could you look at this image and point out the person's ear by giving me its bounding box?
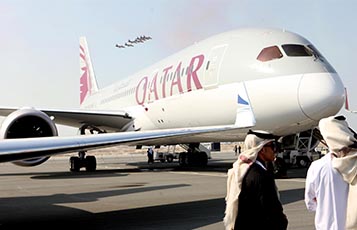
[260,146,265,153]
[259,148,265,155]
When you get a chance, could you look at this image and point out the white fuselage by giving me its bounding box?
[81,28,345,142]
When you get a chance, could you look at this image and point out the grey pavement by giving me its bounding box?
[0,151,315,229]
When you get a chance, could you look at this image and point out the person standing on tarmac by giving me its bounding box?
[234,145,238,156]
[224,130,288,230]
[147,147,154,164]
[305,115,356,230]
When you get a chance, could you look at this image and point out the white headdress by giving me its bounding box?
[318,115,357,186]
[318,115,357,153]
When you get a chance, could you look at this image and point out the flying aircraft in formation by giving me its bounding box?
[0,28,345,172]
[115,35,152,48]
[115,44,125,48]
[124,42,134,47]
[135,35,152,42]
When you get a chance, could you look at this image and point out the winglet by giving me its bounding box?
[79,37,99,105]
[235,82,256,127]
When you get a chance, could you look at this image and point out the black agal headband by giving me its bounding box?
[247,129,278,140]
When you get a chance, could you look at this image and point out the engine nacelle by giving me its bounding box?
[0,108,58,166]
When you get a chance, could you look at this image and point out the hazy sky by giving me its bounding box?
[1,0,357,135]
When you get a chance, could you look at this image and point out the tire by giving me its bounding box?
[70,156,80,172]
[198,152,208,166]
[296,156,310,168]
[85,156,97,172]
[166,155,174,163]
[273,157,287,178]
[179,152,187,166]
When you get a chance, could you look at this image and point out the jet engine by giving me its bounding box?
[0,108,58,166]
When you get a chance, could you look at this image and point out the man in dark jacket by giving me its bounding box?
[234,131,288,230]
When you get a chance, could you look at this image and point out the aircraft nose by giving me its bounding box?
[298,73,345,121]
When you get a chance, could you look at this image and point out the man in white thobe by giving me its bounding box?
[305,152,348,229]
[333,153,357,230]
[305,115,355,230]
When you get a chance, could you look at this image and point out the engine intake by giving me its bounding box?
[0,108,58,166]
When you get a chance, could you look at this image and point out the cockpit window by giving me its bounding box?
[282,44,313,57]
[257,46,283,62]
[307,44,325,61]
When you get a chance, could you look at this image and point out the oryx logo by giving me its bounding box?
[79,45,90,104]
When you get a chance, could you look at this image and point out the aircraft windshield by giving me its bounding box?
[257,46,283,62]
[282,44,313,57]
[307,44,325,61]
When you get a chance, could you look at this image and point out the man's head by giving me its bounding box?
[318,115,357,157]
[258,141,277,162]
[243,130,277,162]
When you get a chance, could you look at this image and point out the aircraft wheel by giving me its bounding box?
[186,153,195,165]
[70,156,81,172]
[85,156,97,171]
[273,157,287,178]
[166,155,174,163]
[179,152,187,166]
[198,152,208,166]
[297,156,310,168]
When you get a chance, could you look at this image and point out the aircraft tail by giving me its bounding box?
[343,87,357,113]
[345,87,349,111]
[79,37,99,105]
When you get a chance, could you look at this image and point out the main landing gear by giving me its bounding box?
[178,151,208,167]
[69,151,97,172]
[69,125,102,172]
[178,143,209,167]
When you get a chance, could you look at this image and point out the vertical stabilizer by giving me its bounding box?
[344,87,357,113]
[344,87,350,111]
[79,37,99,105]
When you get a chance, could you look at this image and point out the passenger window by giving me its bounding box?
[257,46,283,62]
[282,44,313,57]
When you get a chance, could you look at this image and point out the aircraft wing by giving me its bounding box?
[0,82,256,163]
[0,124,251,163]
[0,107,133,132]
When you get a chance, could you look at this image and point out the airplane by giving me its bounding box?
[134,37,145,43]
[0,28,345,172]
[128,39,137,44]
[115,44,125,48]
[135,35,151,42]
[124,42,134,47]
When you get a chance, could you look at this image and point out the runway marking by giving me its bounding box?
[169,171,227,177]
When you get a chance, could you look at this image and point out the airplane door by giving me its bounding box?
[204,45,227,88]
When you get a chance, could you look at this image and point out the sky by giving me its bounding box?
[1,0,357,135]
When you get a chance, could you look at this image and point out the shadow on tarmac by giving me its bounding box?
[0,184,194,229]
[0,187,306,230]
[280,188,305,205]
[0,195,222,230]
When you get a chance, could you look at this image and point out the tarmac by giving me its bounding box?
[0,150,314,229]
